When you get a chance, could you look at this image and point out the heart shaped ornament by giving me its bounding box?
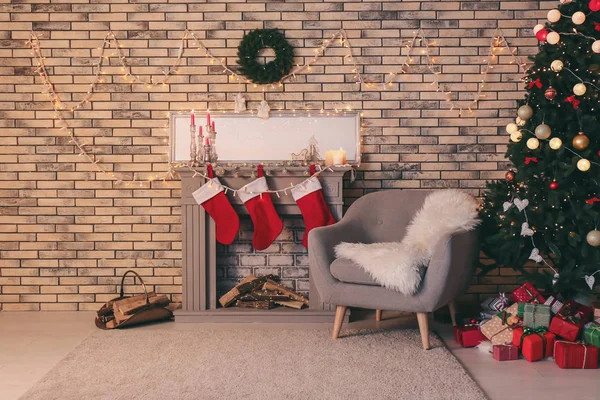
[521,222,534,237]
[503,201,513,212]
[529,248,543,263]
[585,275,595,290]
[514,198,529,212]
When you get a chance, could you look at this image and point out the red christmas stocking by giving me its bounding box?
[291,164,335,248]
[192,165,239,245]
[238,165,283,250]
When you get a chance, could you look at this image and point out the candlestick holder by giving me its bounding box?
[189,124,197,163]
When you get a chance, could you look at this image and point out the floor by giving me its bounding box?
[1,311,598,400]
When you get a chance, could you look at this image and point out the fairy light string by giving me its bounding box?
[28,29,526,184]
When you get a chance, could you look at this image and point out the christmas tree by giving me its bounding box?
[480,0,600,298]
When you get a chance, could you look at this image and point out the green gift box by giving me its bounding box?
[584,320,600,348]
[521,303,551,329]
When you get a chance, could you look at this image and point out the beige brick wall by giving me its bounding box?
[0,0,549,311]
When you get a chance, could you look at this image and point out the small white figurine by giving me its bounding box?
[257,100,270,120]
[234,93,246,113]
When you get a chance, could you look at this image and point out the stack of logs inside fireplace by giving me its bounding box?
[218,274,309,310]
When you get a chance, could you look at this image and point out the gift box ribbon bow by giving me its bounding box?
[585,197,600,205]
[525,157,538,165]
[560,305,584,323]
[520,327,548,354]
[565,95,580,109]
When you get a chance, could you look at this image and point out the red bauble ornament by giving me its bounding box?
[545,87,557,100]
[590,0,600,12]
[549,181,559,190]
[536,29,549,42]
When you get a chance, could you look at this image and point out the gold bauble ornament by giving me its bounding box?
[533,24,545,34]
[516,117,526,127]
[527,137,540,150]
[593,40,600,54]
[577,158,591,172]
[535,123,551,140]
[518,105,533,120]
[506,123,518,134]
[572,132,590,150]
[587,230,600,247]
[547,32,560,45]
[510,131,523,143]
[549,137,562,150]
[572,11,586,25]
[548,9,561,23]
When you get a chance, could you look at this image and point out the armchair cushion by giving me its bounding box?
[330,257,380,286]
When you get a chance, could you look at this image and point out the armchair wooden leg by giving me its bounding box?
[332,306,347,339]
[375,309,383,322]
[448,301,457,327]
[416,312,431,350]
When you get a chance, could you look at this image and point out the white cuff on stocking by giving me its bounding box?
[192,177,224,205]
[291,178,322,201]
[237,176,269,203]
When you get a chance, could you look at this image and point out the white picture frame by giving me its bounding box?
[169,111,361,165]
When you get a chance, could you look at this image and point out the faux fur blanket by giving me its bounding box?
[334,190,480,295]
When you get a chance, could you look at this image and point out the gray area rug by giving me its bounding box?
[22,327,486,400]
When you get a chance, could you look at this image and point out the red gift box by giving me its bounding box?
[492,344,519,361]
[454,325,486,347]
[558,301,594,323]
[509,282,545,304]
[549,315,582,342]
[554,341,599,369]
[512,327,555,362]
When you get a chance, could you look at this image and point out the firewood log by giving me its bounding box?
[263,280,309,306]
[218,274,277,307]
[274,300,305,310]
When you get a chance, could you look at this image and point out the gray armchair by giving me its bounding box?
[308,190,480,349]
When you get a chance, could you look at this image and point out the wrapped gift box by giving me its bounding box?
[481,303,521,345]
[549,316,582,342]
[520,303,551,329]
[584,320,600,348]
[492,344,519,361]
[509,282,545,304]
[554,341,599,369]
[544,295,565,315]
[558,300,594,323]
[592,302,600,319]
[454,325,486,348]
[481,294,510,312]
[512,327,555,362]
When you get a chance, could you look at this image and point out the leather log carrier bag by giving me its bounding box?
[95,270,178,329]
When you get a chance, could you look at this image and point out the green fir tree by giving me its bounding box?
[480,0,600,298]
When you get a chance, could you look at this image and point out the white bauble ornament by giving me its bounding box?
[551,60,564,72]
[577,158,591,171]
[517,104,534,120]
[573,83,587,96]
[587,230,600,247]
[534,123,551,140]
[510,131,523,143]
[549,137,562,150]
[533,24,545,34]
[527,137,540,150]
[548,9,561,23]
[572,11,586,25]
[506,123,518,134]
[593,41,600,54]
[546,32,560,45]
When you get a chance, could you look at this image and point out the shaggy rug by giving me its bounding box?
[22,328,487,400]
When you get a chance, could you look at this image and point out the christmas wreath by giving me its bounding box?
[236,29,294,84]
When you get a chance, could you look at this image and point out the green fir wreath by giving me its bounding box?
[236,29,294,85]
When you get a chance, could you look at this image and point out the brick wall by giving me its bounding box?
[0,0,550,311]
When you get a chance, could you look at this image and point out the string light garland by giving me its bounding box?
[27,28,526,184]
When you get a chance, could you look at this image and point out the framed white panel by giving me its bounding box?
[169,111,361,164]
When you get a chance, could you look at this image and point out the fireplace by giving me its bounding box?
[175,166,351,322]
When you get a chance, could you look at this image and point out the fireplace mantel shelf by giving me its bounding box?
[175,166,352,323]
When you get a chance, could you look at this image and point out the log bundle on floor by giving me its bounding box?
[97,292,170,329]
[219,275,309,310]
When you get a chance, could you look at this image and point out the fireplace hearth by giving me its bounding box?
[175,166,351,323]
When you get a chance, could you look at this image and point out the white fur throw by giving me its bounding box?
[334,190,480,295]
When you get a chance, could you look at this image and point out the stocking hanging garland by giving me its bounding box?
[238,165,283,250]
[292,164,335,248]
[192,165,240,245]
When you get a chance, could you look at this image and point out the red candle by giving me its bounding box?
[198,125,203,137]
[206,110,211,126]
[211,121,215,132]
[204,136,210,145]
[190,109,195,125]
